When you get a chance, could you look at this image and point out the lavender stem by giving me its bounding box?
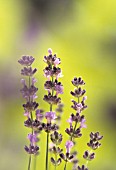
[34,155,36,170]
[28,155,31,170]
[46,132,49,170]
[64,161,67,170]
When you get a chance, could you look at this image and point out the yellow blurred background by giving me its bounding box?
[0,0,116,170]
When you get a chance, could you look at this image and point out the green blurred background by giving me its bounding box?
[0,0,116,170]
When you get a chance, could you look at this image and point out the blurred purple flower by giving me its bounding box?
[18,55,35,66]
[21,67,37,76]
[71,77,85,87]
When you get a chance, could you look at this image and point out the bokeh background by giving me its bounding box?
[0,0,116,170]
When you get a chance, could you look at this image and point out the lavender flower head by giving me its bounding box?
[72,77,85,87]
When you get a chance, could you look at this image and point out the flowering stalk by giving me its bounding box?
[65,77,87,168]
[69,77,87,141]
[50,131,63,170]
[83,132,103,169]
[43,48,63,170]
[18,56,40,170]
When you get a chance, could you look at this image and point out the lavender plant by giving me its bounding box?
[18,56,41,170]
[18,49,103,170]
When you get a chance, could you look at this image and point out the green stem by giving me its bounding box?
[46,132,49,170]
[55,164,56,170]
[64,161,67,170]
[34,155,36,170]
[28,154,31,170]
[50,104,52,112]
[78,96,79,103]
[86,160,88,168]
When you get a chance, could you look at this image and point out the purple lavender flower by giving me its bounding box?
[36,109,44,121]
[65,140,74,153]
[67,116,73,125]
[87,132,103,150]
[48,48,53,55]
[83,150,95,161]
[32,77,37,85]
[90,132,103,141]
[71,87,86,98]
[43,93,61,105]
[44,48,61,67]
[72,77,85,87]
[21,67,37,76]
[23,101,39,112]
[59,141,74,166]
[50,131,62,145]
[28,133,38,144]
[44,79,63,95]
[71,100,83,113]
[24,145,39,155]
[80,118,87,128]
[20,84,38,101]
[18,55,35,66]
[81,96,87,111]
[24,111,30,118]
[45,111,57,123]
[55,83,63,95]
[43,66,62,79]
[54,58,61,67]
